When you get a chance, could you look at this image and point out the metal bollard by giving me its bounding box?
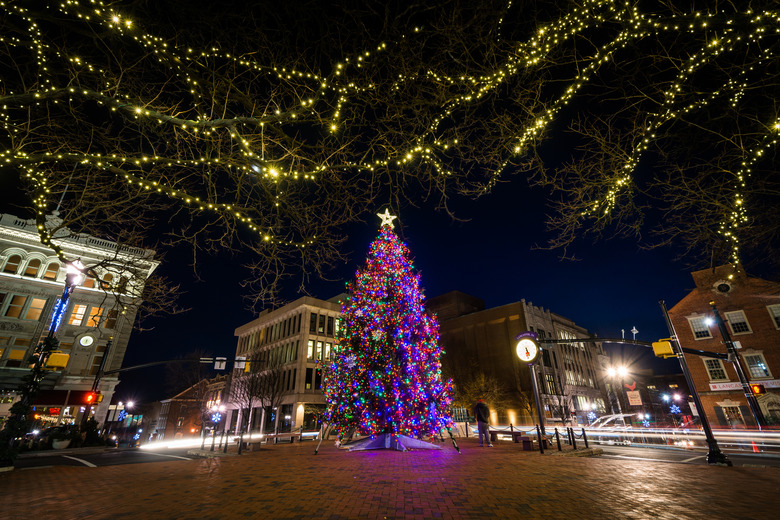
[582,428,589,448]
[536,425,545,454]
[570,427,577,450]
[555,428,562,451]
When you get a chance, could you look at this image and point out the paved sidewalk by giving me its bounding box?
[2,437,778,519]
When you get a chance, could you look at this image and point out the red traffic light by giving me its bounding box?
[85,392,97,404]
[750,384,766,395]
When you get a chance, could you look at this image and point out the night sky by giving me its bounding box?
[115,176,691,403]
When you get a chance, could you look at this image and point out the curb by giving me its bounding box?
[187,449,240,458]
[544,447,603,457]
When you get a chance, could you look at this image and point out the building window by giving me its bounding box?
[305,368,313,389]
[23,298,47,321]
[3,254,22,274]
[327,316,334,336]
[743,354,771,379]
[103,309,118,329]
[316,341,323,360]
[100,272,113,290]
[688,316,712,339]
[335,318,341,337]
[68,304,87,325]
[724,311,751,334]
[324,342,332,359]
[318,315,326,334]
[309,313,317,333]
[43,262,60,280]
[4,295,27,318]
[704,359,728,381]
[307,340,314,360]
[766,304,780,329]
[86,307,103,327]
[23,259,42,277]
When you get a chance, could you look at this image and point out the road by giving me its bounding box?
[598,444,780,467]
[13,447,195,470]
[13,442,780,470]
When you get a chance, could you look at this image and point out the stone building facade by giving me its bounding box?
[426,291,607,426]
[227,294,345,434]
[668,264,780,427]
[0,213,158,428]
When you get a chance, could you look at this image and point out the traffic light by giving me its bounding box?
[652,338,676,359]
[751,384,766,395]
[85,391,104,404]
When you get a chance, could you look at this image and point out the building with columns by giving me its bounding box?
[0,213,158,428]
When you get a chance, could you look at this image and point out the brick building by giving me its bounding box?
[668,264,780,427]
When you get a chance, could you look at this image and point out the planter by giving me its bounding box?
[52,439,71,450]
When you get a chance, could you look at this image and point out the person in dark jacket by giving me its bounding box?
[473,399,492,447]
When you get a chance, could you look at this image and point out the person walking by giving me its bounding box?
[473,398,492,447]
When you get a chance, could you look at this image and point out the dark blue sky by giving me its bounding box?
[116,177,691,402]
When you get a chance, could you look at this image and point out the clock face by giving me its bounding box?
[79,335,94,347]
[516,338,539,364]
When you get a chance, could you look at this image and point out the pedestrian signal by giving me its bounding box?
[652,339,675,359]
[751,384,766,395]
[85,392,97,404]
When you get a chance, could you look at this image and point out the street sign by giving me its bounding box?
[626,390,642,406]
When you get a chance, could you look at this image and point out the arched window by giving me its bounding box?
[43,262,60,280]
[3,254,22,274]
[24,258,42,277]
[82,276,96,289]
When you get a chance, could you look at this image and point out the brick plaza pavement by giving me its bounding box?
[1,437,778,520]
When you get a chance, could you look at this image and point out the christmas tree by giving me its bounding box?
[324,209,453,450]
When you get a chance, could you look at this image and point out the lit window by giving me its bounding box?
[316,341,323,360]
[688,316,712,339]
[3,254,22,274]
[767,305,780,329]
[43,262,60,280]
[101,273,114,290]
[23,259,41,277]
[704,359,728,381]
[4,295,27,318]
[324,342,332,359]
[82,276,96,289]
[307,340,314,360]
[725,311,751,334]
[743,354,771,379]
[86,307,103,327]
[68,304,87,325]
[23,298,47,321]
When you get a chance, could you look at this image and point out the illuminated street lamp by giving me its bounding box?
[605,365,628,425]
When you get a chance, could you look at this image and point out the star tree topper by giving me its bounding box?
[377,208,397,228]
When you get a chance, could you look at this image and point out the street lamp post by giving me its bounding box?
[606,366,627,426]
[659,300,731,466]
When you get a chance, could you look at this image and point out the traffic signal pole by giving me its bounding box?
[659,300,731,466]
[709,302,766,429]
